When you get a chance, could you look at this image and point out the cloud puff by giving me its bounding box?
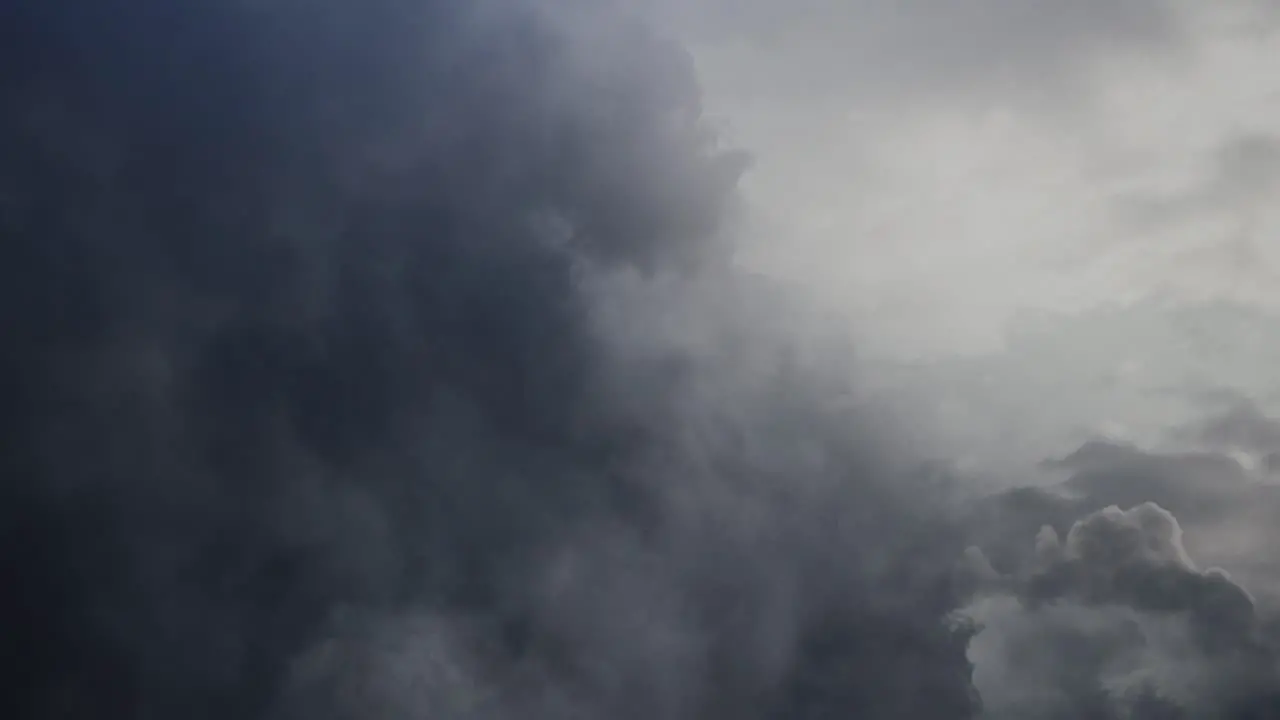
[965,494,1280,717]
[1028,504,1255,638]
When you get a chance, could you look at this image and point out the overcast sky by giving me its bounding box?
[615,0,1280,476]
[13,4,1280,716]
[647,0,1280,356]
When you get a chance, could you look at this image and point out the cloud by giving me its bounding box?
[11,3,1280,719]
[965,502,1279,717]
[1114,133,1280,225]
[1046,439,1252,518]
[963,418,1280,718]
[0,2,978,719]
[657,0,1184,108]
[666,1,1280,358]
[1171,396,1280,459]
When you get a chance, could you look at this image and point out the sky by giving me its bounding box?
[8,1,1280,718]
[655,0,1280,355]
[626,0,1280,476]
[644,7,1280,712]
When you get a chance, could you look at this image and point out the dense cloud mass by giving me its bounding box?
[0,2,977,719]
[6,2,1280,719]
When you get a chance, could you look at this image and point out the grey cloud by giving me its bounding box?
[653,0,1184,109]
[966,502,1280,718]
[867,300,1280,483]
[960,404,1280,717]
[273,612,499,720]
[973,433,1280,578]
[0,1,978,719]
[1047,439,1252,519]
[10,2,1278,719]
[1172,396,1280,458]
[1027,504,1254,634]
[1113,133,1280,236]
[1059,503,1197,570]
[1213,134,1280,200]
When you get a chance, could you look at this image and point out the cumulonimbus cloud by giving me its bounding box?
[8,2,1280,719]
[0,2,977,719]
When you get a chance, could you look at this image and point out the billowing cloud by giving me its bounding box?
[964,419,1280,718]
[966,502,1280,718]
[0,2,977,719]
[10,2,1280,719]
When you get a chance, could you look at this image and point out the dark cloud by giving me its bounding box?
[11,3,1277,719]
[0,2,977,719]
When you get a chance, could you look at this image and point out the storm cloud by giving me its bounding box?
[0,2,975,719]
[7,2,1280,719]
